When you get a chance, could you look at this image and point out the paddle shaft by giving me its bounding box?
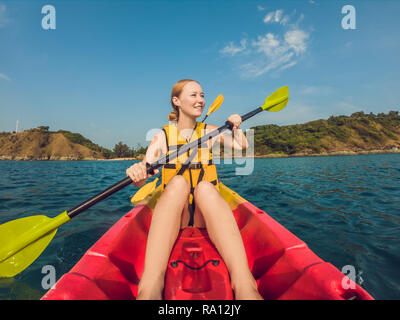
[67,106,263,219]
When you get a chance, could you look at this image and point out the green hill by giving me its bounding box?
[0,127,108,160]
[0,126,147,160]
[252,111,400,156]
[57,130,114,159]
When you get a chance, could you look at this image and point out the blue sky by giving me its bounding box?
[0,0,399,149]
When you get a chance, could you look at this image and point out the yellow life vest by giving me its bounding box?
[161,122,219,226]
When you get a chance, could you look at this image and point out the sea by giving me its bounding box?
[0,154,399,300]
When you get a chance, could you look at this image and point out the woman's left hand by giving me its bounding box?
[227,114,242,131]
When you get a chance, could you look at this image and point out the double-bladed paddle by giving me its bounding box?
[0,86,289,278]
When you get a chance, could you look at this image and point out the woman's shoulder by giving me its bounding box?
[146,129,167,149]
[154,129,168,143]
[146,129,167,161]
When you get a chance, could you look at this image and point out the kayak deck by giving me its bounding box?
[42,183,373,300]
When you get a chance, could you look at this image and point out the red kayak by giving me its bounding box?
[41,183,373,300]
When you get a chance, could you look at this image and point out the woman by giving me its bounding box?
[126,79,262,300]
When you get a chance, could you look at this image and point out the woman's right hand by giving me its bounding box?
[126,162,159,187]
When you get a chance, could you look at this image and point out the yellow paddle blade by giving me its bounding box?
[201,94,224,122]
[0,211,70,278]
[260,86,289,112]
[131,177,159,205]
[206,94,224,116]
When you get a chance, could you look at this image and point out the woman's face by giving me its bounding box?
[173,81,205,119]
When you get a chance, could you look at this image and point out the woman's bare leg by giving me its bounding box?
[137,175,189,300]
[194,181,263,300]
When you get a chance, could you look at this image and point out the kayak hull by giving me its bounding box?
[42,183,373,300]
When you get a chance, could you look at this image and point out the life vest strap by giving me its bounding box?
[168,142,208,151]
[164,161,214,169]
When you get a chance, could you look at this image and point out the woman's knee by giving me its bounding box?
[165,175,190,196]
[194,180,218,202]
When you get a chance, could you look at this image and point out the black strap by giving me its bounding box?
[168,141,208,151]
[164,161,214,170]
[184,124,199,227]
[188,200,195,227]
[176,146,201,176]
[162,128,169,152]
[197,167,205,185]
[177,164,189,177]
[162,128,170,163]
[187,166,195,226]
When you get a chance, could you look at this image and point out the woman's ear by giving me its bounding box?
[172,96,180,107]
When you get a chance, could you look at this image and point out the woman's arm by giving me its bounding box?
[126,130,167,187]
[143,130,167,164]
[206,114,248,151]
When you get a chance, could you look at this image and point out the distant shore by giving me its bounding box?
[1,148,399,161]
[100,147,400,160]
[0,155,143,161]
[252,147,400,159]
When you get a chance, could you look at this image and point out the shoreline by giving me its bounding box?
[251,148,400,159]
[1,148,399,161]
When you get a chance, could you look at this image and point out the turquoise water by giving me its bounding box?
[0,154,399,300]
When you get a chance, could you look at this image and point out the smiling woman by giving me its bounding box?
[125,79,260,300]
[168,79,204,122]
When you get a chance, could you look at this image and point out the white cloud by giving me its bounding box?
[257,5,266,11]
[264,10,281,23]
[263,9,289,25]
[263,12,273,23]
[0,73,10,82]
[240,52,295,78]
[253,33,281,56]
[239,29,309,77]
[285,29,309,54]
[221,9,310,78]
[220,39,247,56]
[279,60,297,71]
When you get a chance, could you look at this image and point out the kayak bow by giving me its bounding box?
[42,183,374,300]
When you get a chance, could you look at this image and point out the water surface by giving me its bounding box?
[0,154,399,299]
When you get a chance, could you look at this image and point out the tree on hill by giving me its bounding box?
[132,143,147,157]
[37,126,50,132]
[113,141,133,158]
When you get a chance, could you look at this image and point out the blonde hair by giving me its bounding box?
[169,79,200,121]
